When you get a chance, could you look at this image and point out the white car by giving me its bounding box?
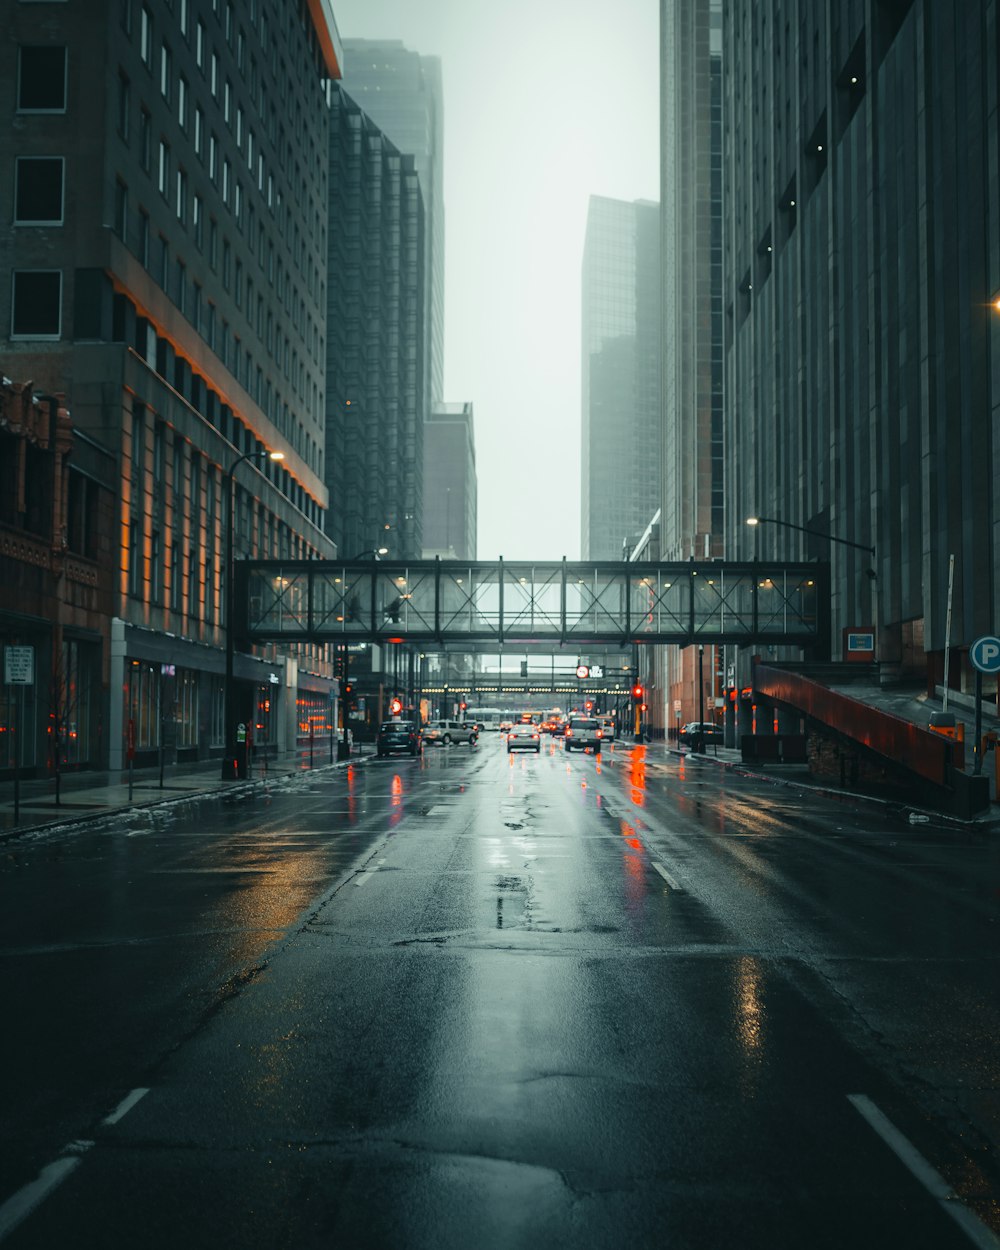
[422,719,478,747]
[507,724,541,753]
[598,716,616,741]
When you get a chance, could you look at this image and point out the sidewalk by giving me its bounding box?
[0,746,372,840]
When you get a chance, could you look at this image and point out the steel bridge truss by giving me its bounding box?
[237,558,829,649]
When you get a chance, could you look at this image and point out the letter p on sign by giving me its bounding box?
[970,635,1000,674]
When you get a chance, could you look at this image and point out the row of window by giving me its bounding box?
[130,0,329,265]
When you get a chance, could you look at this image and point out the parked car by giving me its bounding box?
[422,719,479,747]
[376,720,421,758]
[507,724,541,753]
[564,716,602,752]
[678,721,723,746]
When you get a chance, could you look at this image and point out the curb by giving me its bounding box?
[670,747,1000,831]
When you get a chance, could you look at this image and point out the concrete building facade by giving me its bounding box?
[581,196,661,562]
[1,0,343,776]
[422,402,477,560]
[722,0,1000,698]
[658,0,725,735]
[326,81,426,562]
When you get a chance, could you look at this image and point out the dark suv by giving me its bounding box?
[376,720,421,758]
[678,721,723,747]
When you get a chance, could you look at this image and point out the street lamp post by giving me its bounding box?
[222,448,284,779]
[747,513,877,659]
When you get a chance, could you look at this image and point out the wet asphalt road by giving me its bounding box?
[1,738,998,1248]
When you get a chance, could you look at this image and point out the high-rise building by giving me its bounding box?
[1,0,342,774]
[658,0,724,731]
[326,82,426,562]
[422,403,477,560]
[340,38,445,408]
[722,1,1000,693]
[581,196,661,561]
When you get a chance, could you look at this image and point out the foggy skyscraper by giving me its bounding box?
[581,196,661,561]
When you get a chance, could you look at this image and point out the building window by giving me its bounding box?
[170,543,182,612]
[139,208,150,267]
[222,240,231,288]
[11,271,62,339]
[195,19,205,68]
[177,74,188,130]
[140,6,153,67]
[179,0,189,38]
[210,51,218,98]
[128,521,142,597]
[14,157,64,225]
[17,46,67,112]
[118,71,130,140]
[150,530,161,603]
[194,105,203,156]
[175,258,186,314]
[222,158,230,205]
[176,166,187,222]
[139,107,151,170]
[158,234,169,287]
[193,193,203,247]
[114,179,128,239]
[160,41,172,101]
[158,140,170,197]
[223,78,232,125]
[209,132,217,181]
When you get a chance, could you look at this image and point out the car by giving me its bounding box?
[376,720,421,757]
[422,719,479,747]
[678,721,724,746]
[507,724,541,752]
[564,716,602,751]
[598,716,616,741]
[498,719,513,733]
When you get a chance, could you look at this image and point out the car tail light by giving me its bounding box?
[596,729,603,737]
[565,729,573,737]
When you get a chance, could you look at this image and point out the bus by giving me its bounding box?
[467,708,507,731]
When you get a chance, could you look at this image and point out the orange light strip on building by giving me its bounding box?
[304,0,344,79]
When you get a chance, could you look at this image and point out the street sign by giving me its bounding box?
[4,646,35,685]
[970,635,1000,674]
[575,665,589,679]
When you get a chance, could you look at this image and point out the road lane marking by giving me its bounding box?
[0,1156,84,1242]
[847,1094,1000,1249]
[355,857,386,887]
[102,1087,149,1126]
[651,861,683,891]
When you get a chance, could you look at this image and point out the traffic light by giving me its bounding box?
[389,696,403,717]
[343,682,354,710]
[632,683,643,702]
[584,699,593,712]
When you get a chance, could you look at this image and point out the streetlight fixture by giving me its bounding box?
[746,513,878,661]
[746,514,875,558]
[222,448,284,779]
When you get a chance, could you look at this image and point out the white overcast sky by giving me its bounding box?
[330,0,661,560]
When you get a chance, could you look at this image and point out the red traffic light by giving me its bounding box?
[389,696,403,716]
[632,684,643,700]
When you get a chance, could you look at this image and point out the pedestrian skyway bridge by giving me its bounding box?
[237,558,830,649]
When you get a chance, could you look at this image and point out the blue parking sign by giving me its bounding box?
[969,635,1000,674]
